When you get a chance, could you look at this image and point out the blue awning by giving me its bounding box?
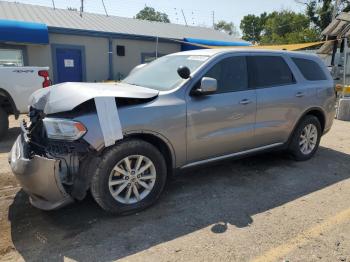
[0,19,49,44]
[182,37,251,51]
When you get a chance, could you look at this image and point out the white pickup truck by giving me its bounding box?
[0,67,51,139]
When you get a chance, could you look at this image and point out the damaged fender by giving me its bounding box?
[30,82,159,147]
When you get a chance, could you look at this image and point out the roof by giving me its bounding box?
[319,12,350,54]
[0,1,246,42]
[322,12,350,37]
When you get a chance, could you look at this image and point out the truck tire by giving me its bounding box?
[0,107,9,140]
[288,115,321,161]
[90,139,167,214]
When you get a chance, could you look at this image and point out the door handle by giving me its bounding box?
[239,99,252,105]
[296,91,305,97]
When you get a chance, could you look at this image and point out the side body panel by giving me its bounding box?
[75,93,187,168]
[253,54,335,147]
[186,90,256,162]
[0,66,48,113]
[71,51,335,169]
[185,53,257,163]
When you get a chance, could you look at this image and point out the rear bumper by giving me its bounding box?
[8,135,73,210]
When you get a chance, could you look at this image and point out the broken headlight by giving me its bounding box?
[43,118,87,141]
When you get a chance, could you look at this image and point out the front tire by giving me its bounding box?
[288,115,321,161]
[0,107,9,140]
[90,139,167,214]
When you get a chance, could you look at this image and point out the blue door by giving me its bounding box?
[56,48,83,83]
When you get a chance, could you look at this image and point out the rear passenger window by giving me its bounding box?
[248,56,295,88]
[292,57,327,81]
[204,56,248,93]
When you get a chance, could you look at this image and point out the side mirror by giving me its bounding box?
[192,77,217,96]
[177,66,191,79]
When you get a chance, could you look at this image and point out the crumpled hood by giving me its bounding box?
[29,82,159,114]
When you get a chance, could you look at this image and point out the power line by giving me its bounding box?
[181,9,188,26]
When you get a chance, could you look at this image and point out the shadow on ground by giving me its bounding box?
[0,127,21,153]
[8,146,350,261]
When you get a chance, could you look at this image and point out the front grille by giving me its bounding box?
[46,140,89,155]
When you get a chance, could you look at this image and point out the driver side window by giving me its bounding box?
[204,56,248,94]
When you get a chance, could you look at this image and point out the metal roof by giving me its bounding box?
[319,12,350,54]
[322,12,350,37]
[0,1,246,42]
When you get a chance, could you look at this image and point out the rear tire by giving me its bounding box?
[0,107,9,140]
[90,139,167,214]
[288,115,321,161]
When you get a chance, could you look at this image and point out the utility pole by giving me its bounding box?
[181,9,188,26]
[80,0,84,17]
[212,11,215,28]
[51,0,55,10]
[102,0,108,16]
[174,8,179,24]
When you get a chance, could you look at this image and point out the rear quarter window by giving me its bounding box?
[292,57,327,81]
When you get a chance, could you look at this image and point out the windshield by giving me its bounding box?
[122,55,209,91]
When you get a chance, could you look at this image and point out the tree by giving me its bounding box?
[343,0,350,12]
[260,10,320,44]
[135,6,170,23]
[214,20,239,37]
[67,7,78,11]
[303,0,333,31]
[240,13,267,43]
[298,0,350,30]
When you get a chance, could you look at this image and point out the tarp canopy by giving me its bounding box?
[181,37,251,51]
[176,38,332,51]
[0,19,49,44]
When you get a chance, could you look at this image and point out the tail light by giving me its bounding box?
[38,70,52,88]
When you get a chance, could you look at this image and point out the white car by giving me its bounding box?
[0,66,51,139]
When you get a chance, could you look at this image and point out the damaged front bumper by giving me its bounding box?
[9,135,73,210]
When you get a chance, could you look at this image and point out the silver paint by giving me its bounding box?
[10,49,336,210]
[9,136,73,210]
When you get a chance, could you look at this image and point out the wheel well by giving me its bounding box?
[126,133,174,175]
[0,89,18,117]
[305,109,325,133]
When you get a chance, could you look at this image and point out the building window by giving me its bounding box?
[116,45,125,56]
[0,49,24,66]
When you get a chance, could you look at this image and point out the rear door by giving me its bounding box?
[248,55,307,147]
[186,55,257,163]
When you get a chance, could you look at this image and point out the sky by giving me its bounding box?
[6,0,305,31]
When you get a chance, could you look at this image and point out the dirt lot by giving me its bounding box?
[1,116,350,262]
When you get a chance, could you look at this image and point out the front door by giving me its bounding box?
[56,48,83,83]
[186,56,257,163]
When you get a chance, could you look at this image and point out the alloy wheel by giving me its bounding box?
[299,123,318,155]
[108,155,156,204]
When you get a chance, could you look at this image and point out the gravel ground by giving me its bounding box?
[0,116,350,262]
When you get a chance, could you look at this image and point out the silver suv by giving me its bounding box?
[9,49,336,214]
